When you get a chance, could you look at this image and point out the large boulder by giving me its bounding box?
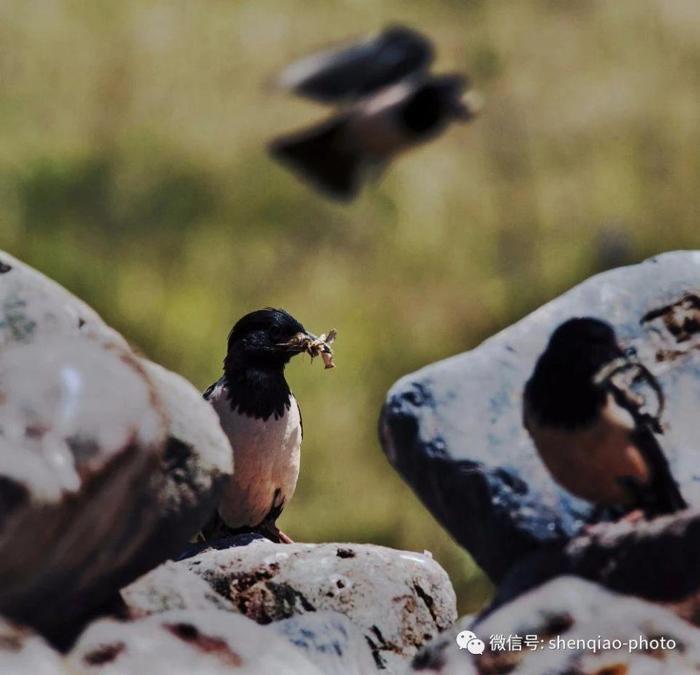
[0,251,128,350]
[380,251,700,582]
[138,360,232,561]
[0,618,67,675]
[490,507,700,610]
[121,562,235,616]
[0,253,233,646]
[0,337,167,644]
[68,609,324,674]
[411,577,700,674]
[271,611,377,675]
[181,541,457,670]
[123,563,378,673]
[475,577,700,674]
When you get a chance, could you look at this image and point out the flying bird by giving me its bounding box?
[200,308,335,544]
[523,317,686,519]
[269,25,481,201]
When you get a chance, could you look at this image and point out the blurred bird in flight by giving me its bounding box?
[269,25,482,201]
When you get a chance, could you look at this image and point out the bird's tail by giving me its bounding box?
[269,116,364,201]
[625,425,687,517]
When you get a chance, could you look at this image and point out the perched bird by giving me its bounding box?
[201,308,334,543]
[523,317,687,519]
[269,25,481,201]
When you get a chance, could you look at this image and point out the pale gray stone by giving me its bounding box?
[272,611,377,675]
[0,337,167,644]
[0,250,128,350]
[182,542,457,670]
[69,609,323,674]
[0,618,67,675]
[122,562,235,616]
[380,252,700,582]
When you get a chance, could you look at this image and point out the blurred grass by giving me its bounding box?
[1,0,699,615]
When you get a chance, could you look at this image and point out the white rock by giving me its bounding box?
[475,577,700,674]
[0,617,67,675]
[381,252,700,582]
[69,610,324,674]
[0,250,128,350]
[411,576,700,673]
[140,359,232,478]
[272,611,377,674]
[139,359,233,547]
[182,542,457,670]
[0,337,167,642]
[122,562,235,616]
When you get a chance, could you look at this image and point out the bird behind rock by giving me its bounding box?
[523,317,687,519]
[200,308,335,544]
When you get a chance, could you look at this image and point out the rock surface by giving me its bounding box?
[411,577,700,674]
[0,618,67,675]
[0,252,233,646]
[122,562,235,616]
[380,251,700,582]
[139,360,232,563]
[271,611,377,674]
[69,609,324,674]
[181,541,457,670]
[0,251,128,350]
[0,337,167,644]
[124,565,380,672]
[491,506,700,608]
[476,577,700,674]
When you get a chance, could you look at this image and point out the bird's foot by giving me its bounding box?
[619,508,646,525]
[257,521,294,544]
[276,529,294,544]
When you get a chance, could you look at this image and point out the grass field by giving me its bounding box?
[1,0,699,613]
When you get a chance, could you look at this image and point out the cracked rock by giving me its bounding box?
[181,541,456,670]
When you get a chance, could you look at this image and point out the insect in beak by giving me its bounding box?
[278,330,337,369]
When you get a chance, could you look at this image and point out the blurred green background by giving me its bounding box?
[1,0,698,614]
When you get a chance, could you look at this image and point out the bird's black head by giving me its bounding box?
[545,318,623,371]
[526,317,625,428]
[400,74,478,138]
[224,308,312,373]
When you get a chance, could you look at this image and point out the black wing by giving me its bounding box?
[269,113,364,200]
[202,377,223,400]
[608,375,687,517]
[278,25,434,103]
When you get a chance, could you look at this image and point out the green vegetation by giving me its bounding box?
[1,0,698,614]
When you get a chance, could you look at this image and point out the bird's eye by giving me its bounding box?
[270,327,284,343]
[624,346,638,358]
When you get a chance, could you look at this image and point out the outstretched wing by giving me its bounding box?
[277,25,434,103]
